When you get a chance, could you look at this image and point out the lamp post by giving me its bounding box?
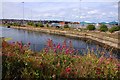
[2,3,4,25]
[31,9,32,21]
[22,2,24,26]
[118,1,120,26]
[79,0,82,28]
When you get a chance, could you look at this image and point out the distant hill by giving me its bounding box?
[109,21,118,25]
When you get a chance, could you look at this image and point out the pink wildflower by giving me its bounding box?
[54,48,57,53]
[65,48,69,54]
[56,43,60,49]
[66,67,71,74]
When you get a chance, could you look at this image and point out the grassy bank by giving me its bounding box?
[2,40,120,79]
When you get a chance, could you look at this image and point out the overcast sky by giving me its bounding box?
[1,0,120,22]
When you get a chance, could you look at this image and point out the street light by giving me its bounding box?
[79,0,82,28]
[118,1,120,26]
[2,3,4,20]
[31,9,32,21]
[22,2,24,26]
[2,3,4,25]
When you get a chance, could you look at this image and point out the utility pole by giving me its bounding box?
[79,0,82,28]
[2,2,4,25]
[22,2,24,26]
[2,3,4,20]
[118,1,120,26]
[31,9,32,21]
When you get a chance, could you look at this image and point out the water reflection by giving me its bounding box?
[1,26,120,58]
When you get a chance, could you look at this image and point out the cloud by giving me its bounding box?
[3,0,120,2]
[88,10,98,14]
[2,2,118,22]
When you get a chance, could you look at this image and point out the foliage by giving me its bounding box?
[46,23,49,27]
[109,26,120,33]
[99,24,108,32]
[34,22,44,27]
[86,25,96,30]
[27,22,34,26]
[64,24,69,28]
[2,40,120,79]
[27,22,44,27]
[6,23,21,26]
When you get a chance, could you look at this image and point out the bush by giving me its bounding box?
[6,23,21,26]
[46,23,49,27]
[64,24,69,28]
[2,40,120,79]
[99,24,108,32]
[109,26,120,33]
[27,22,34,26]
[34,22,44,27]
[118,26,120,30]
[86,24,96,30]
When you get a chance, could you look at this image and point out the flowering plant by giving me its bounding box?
[2,40,120,79]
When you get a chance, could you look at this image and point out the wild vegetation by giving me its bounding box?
[27,22,44,27]
[64,24,69,28]
[99,24,108,32]
[3,21,120,33]
[86,24,96,30]
[109,26,120,33]
[2,39,120,79]
[5,23,21,27]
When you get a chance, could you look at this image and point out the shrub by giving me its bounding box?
[64,24,69,28]
[118,26,120,30]
[34,22,44,27]
[46,23,49,27]
[2,40,120,79]
[99,24,108,32]
[109,26,120,33]
[27,22,34,26]
[86,24,96,30]
[6,23,21,26]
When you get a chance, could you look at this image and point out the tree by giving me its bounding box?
[109,26,120,33]
[99,24,108,32]
[86,24,96,30]
[46,23,49,27]
[34,22,44,27]
[27,22,34,26]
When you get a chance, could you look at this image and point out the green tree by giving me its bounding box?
[46,23,49,27]
[109,26,120,33]
[34,22,44,27]
[27,22,34,26]
[99,24,108,32]
[86,24,96,30]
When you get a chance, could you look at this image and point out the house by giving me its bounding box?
[68,22,80,28]
[59,22,65,27]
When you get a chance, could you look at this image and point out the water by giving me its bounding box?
[0,26,119,58]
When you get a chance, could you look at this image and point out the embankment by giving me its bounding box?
[11,26,120,50]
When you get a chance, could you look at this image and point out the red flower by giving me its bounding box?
[96,68,101,71]
[66,67,71,74]
[56,43,60,49]
[54,48,57,53]
[65,48,69,54]
[62,45,66,49]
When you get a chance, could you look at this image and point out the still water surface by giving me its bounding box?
[0,26,119,58]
